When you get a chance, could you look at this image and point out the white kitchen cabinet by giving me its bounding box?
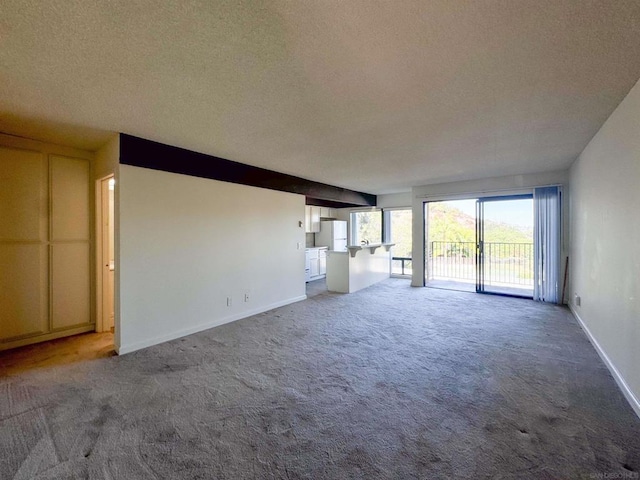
[320,207,336,219]
[305,206,312,232]
[319,248,327,275]
[310,206,321,232]
[306,247,328,281]
[305,249,311,282]
[309,251,319,277]
[305,206,321,233]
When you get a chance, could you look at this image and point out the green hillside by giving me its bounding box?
[428,203,533,244]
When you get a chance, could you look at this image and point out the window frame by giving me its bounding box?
[350,209,383,245]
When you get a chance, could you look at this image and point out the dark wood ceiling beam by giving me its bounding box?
[119,134,376,207]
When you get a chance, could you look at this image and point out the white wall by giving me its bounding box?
[377,192,412,209]
[411,171,569,287]
[118,165,306,354]
[569,79,640,415]
[94,134,119,181]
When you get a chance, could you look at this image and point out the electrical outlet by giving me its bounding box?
[244,293,250,303]
[226,296,232,307]
[574,294,581,306]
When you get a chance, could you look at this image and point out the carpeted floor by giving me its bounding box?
[1,279,639,479]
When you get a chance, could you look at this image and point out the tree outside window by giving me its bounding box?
[351,211,382,245]
[389,209,412,258]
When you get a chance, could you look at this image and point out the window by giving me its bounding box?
[385,209,413,276]
[350,210,382,245]
[387,209,412,257]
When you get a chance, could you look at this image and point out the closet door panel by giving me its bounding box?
[50,155,92,330]
[51,156,90,241]
[0,148,47,241]
[0,244,48,340]
[52,243,91,329]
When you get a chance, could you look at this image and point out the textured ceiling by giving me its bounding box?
[1,1,640,193]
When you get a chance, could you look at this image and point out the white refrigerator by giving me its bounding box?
[315,220,348,251]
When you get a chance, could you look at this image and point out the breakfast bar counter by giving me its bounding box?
[326,243,394,293]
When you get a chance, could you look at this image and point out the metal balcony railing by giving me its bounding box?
[429,241,533,287]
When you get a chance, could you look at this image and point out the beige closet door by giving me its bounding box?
[50,156,91,330]
[0,148,49,340]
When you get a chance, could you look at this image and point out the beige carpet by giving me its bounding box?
[1,279,639,479]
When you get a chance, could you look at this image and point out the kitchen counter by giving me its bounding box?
[346,243,394,258]
[326,244,394,293]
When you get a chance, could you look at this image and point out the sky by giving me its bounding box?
[444,198,533,228]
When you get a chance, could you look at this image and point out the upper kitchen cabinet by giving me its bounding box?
[305,206,321,233]
[320,207,337,219]
[306,205,339,232]
[305,205,341,232]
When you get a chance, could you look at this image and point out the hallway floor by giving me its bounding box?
[0,332,115,377]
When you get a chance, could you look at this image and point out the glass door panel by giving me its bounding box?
[425,199,478,292]
[476,196,534,297]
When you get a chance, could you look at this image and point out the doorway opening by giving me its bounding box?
[387,209,413,277]
[425,196,534,298]
[97,175,116,335]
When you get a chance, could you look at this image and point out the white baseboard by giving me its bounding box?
[569,304,640,419]
[117,295,307,355]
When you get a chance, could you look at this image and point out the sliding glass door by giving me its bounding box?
[426,195,541,298]
[475,196,534,297]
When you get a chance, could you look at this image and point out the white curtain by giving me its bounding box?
[533,186,561,303]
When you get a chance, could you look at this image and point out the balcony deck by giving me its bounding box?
[427,278,533,297]
[393,241,535,298]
